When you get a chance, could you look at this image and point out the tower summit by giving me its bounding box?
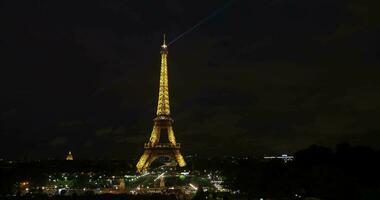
[136,35,186,172]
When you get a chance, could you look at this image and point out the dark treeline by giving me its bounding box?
[220,143,380,200]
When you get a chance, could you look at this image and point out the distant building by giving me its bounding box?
[264,154,294,163]
[66,151,74,160]
[118,179,126,191]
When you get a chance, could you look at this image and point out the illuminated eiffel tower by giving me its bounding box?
[136,35,186,172]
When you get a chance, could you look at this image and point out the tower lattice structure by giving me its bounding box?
[136,35,186,172]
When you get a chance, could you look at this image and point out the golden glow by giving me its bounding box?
[136,35,186,173]
[66,151,73,160]
[148,126,160,145]
[156,45,170,116]
[175,150,186,167]
[168,127,177,145]
[136,151,150,172]
[20,182,29,187]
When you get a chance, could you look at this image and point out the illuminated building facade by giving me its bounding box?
[136,35,186,172]
[66,151,73,160]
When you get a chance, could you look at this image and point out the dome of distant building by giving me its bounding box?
[66,151,73,160]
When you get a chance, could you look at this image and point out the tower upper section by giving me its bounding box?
[156,34,170,116]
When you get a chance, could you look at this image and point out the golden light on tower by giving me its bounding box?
[157,34,170,116]
[136,35,186,172]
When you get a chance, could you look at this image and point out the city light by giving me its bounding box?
[154,172,166,181]
[189,183,198,190]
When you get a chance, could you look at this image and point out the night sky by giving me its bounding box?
[1,0,379,160]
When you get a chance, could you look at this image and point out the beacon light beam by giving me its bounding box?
[168,0,234,46]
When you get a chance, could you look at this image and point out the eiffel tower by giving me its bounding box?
[136,35,186,172]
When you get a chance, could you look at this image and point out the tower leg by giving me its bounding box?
[174,150,186,167]
[143,154,156,171]
[168,126,177,145]
[148,126,160,145]
[136,150,151,173]
[137,149,186,172]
